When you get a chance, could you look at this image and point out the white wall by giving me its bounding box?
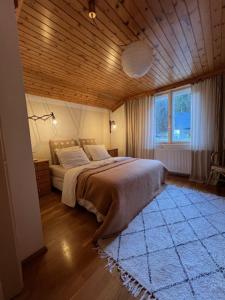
[26,95,110,161]
[110,104,126,156]
[0,0,44,264]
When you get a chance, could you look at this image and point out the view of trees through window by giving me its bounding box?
[155,87,191,143]
[172,89,191,142]
[155,94,168,142]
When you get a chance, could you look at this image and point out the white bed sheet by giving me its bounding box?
[50,157,124,177]
[50,157,126,192]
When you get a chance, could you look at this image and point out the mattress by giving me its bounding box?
[52,176,63,191]
[50,158,124,191]
[50,165,67,179]
[50,158,116,178]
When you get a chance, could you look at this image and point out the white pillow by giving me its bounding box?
[84,145,111,161]
[83,145,93,160]
[55,146,79,165]
[55,147,90,169]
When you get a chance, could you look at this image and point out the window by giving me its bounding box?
[154,87,191,143]
[155,94,169,143]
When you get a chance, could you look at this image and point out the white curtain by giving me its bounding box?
[191,76,222,182]
[125,94,154,158]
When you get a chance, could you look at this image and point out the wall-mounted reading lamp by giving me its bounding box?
[28,112,57,125]
[109,120,116,133]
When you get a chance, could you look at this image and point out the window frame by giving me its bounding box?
[154,85,191,145]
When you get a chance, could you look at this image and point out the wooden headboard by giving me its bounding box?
[79,138,96,148]
[49,139,79,164]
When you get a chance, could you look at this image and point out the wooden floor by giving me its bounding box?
[15,176,225,300]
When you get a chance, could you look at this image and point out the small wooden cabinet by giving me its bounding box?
[108,148,118,157]
[34,159,51,197]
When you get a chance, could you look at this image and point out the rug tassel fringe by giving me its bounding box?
[140,290,148,300]
[95,246,157,300]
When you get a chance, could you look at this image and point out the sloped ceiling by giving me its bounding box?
[17,0,225,110]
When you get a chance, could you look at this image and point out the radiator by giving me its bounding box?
[154,147,191,174]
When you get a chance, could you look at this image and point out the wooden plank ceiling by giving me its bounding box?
[17,0,225,110]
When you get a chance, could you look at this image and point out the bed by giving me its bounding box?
[49,139,79,191]
[49,139,167,241]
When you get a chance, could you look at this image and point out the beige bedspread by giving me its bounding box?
[76,158,167,241]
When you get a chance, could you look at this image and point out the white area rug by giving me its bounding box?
[98,185,225,300]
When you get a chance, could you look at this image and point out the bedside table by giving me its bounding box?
[34,159,51,197]
[108,148,118,157]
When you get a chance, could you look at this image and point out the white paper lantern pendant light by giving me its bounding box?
[121,40,153,78]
